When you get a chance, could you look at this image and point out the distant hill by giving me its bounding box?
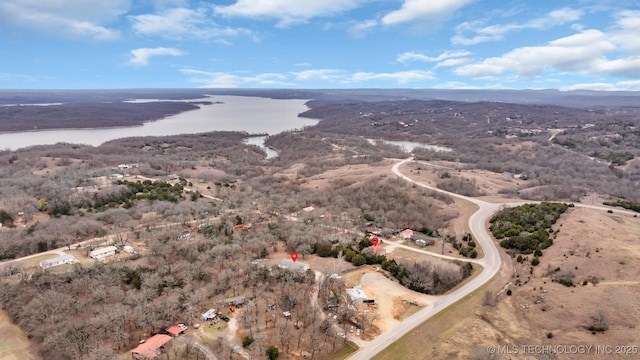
[1,88,639,108]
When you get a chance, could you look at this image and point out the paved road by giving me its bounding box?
[349,157,639,359]
[347,158,503,360]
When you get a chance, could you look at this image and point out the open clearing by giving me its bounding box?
[342,267,435,341]
[378,207,640,359]
[0,310,40,360]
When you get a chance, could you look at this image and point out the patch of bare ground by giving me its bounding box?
[297,161,395,191]
[31,157,83,176]
[396,207,640,360]
[342,267,433,338]
[399,160,527,199]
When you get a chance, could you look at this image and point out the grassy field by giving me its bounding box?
[333,341,359,359]
[17,253,58,268]
[0,309,39,360]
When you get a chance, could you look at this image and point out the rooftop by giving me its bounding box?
[166,325,184,337]
[132,334,172,359]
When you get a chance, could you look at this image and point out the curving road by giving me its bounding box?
[349,157,639,360]
[347,158,504,360]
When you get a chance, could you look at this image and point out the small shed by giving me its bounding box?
[166,325,185,337]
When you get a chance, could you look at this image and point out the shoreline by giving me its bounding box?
[0,100,212,135]
[0,95,314,151]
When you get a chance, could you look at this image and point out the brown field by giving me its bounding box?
[400,159,526,199]
[377,207,640,360]
[0,310,40,360]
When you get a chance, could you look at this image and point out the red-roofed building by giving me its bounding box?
[399,229,414,240]
[166,325,185,337]
[131,334,172,360]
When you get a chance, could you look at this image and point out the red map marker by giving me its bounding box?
[371,236,379,247]
[290,251,298,263]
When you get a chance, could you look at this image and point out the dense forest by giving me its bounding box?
[1,91,639,359]
[0,128,464,359]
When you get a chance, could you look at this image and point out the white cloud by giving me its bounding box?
[596,57,640,77]
[608,10,640,53]
[292,69,433,85]
[130,7,253,41]
[129,47,184,66]
[0,72,38,83]
[397,50,470,64]
[560,83,620,91]
[180,69,294,88]
[617,79,640,90]
[455,30,616,78]
[349,70,433,84]
[452,7,583,45]
[0,0,128,40]
[434,58,471,68]
[348,19,378,38]
[381,0,473,26]
[291,69,347,82]
[213,0,367,28]
[433,81,481,89]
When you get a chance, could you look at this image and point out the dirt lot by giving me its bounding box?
[392,207,640,359]
[342,267,434,340]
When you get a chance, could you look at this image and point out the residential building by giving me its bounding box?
[399,229,414,240]
[201,309,217,321]
[131,334,172,360]
[278,259,309,272]
[89,246,118,260]
[217,295,246,306]
[166,325,185,337]
[346,285,375,305]
[39,253,76,269]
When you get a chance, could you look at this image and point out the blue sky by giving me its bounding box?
[1,0,639,90]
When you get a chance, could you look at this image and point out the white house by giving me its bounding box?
[108,173,124,180]
[39,253,76,269]
[278,259,309,272]
[201,309,217,321]
[346,285,375,305]
[89,246,118,260]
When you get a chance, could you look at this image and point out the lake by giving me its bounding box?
[0,96,316,151]
[381,140,452,153]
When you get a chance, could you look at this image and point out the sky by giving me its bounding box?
[1,0,639,90]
